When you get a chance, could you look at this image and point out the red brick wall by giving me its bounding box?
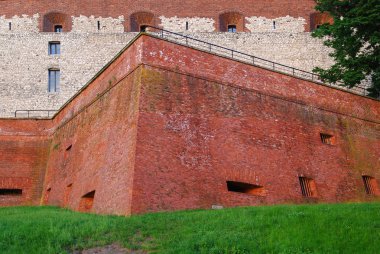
[41,40,144,215]
[130,36,380,214]
[0,35,379,214]
[131,64,379,214]
[0,120,51,206]
[0,0,317,31]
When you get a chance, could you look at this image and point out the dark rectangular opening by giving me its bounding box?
[54,25,63,32]
[48,69,60,92]
[320,133,334,145]
[97,21,100,30]
[299,177,317,197]
[0,189,22,196]
[227,25,237,33]
[362,175,377,195]
[79,190,95,212]
[226,181,265,196]
[48,41,61,55]
[66,144,72,151]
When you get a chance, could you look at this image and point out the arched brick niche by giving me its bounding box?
[130,11,155,32]
[310,12,333,31]
[43,12,72,32]
[219,11,244,32]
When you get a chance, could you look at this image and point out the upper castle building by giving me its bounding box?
[0,0,336,117]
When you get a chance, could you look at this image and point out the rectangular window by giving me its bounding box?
[0,189,22,196]
[362,175,378,195]
[48,42,60,55]
[320,133,335,145]
[228,25,237,33]
[54,25,63,32]
[48,69,60,92]
[299,177,317,197]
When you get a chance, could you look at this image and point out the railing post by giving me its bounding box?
[292,68,295,76]
[161,30,163,38]
[209,44,211,52]
[252,56,255,65]
[231,50,234,58]
[27,111,30,118]
[273,62,275,70]
[186,36,188,45]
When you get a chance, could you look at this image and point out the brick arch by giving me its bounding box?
[310,12,333,31]
[130,11,155,32]
[219,11,244,32]
[42,12,72,32]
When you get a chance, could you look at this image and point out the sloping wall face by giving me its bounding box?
[43,70,141,215]
[131,64,380,214]
[129,36,380,214]
[0,120,51,206]
[42,39,144,215]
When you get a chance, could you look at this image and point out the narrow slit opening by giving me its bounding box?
[0,189,22,196]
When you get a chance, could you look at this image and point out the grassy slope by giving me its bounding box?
[0,203,379,254]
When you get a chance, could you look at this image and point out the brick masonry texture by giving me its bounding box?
[0,35,379,214]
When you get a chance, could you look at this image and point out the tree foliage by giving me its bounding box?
[312,0,380,98]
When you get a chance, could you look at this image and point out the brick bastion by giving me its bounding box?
[0,34,379,215]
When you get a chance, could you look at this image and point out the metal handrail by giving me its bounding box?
[144,26,368,96]
[14,110,58,118]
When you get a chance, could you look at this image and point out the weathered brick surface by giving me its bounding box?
[42,39,143,215]
[131,36,380,213]
[0,119,51,206]
[0,35,379,214]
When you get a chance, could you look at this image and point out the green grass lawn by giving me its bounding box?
[0,203,379,254]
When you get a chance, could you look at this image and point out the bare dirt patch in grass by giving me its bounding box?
[73,243,148,254]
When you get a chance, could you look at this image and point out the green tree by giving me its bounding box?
[312,0,380,98]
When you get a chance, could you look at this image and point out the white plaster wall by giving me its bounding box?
[0,14,39,33]
[159,16,215,32]
[72,15,125,33]
[0,33,137,117]
[185,32,334,72]
[246,16,306,33]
